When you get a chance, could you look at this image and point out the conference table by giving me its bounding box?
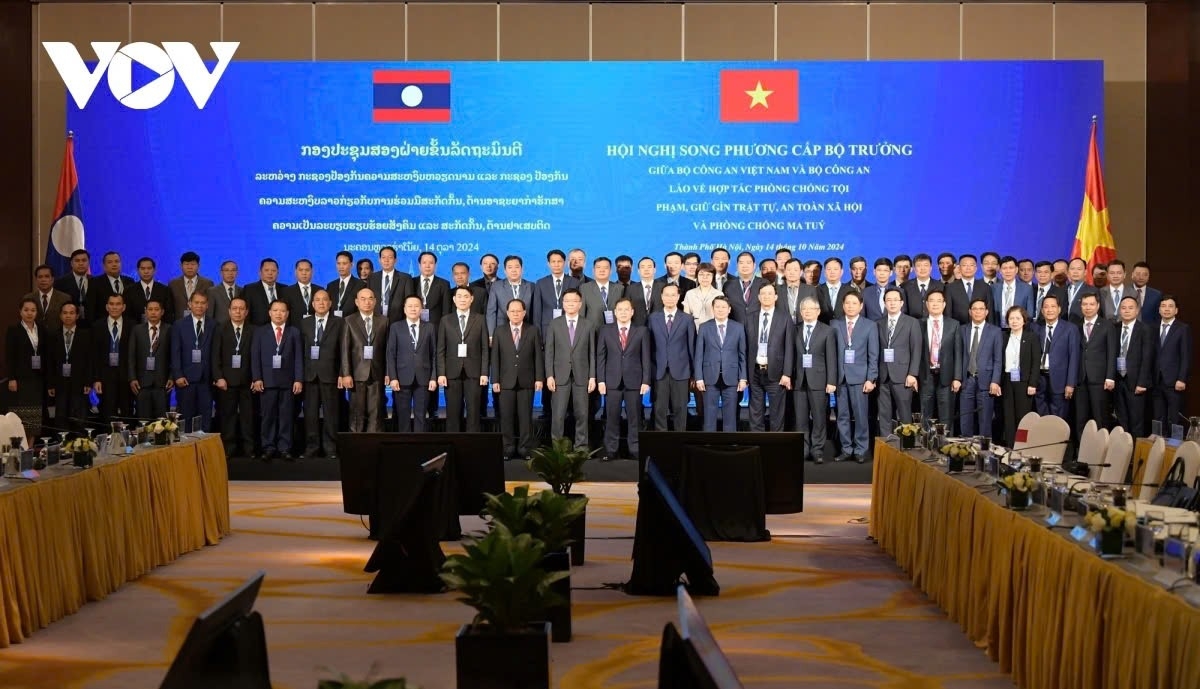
[870,441,1200,689]
[0,435,230,648]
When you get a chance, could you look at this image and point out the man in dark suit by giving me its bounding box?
[958,298,1003,438]
[127,257,175,325]
[491,298,543,459]
[992,257,1037,329]
[300,290,343,458]
[91,292,133,422]
[877,287,922,431]
[367,246,415,326]
[947,254,993,325]
[596,298,651,459]
[694,296,746,432]
[1032,261,1068,325]
[284,258,319,328]
[793,297,837,462]
[779,260,818,323]
[745,284,793,432]
[207,260,242,323]
[1113,296,1155,438]
[532,250,580,336]
[861,258,894,322]
[1099,259,1133,322]
[1075,292,1117,432]
[47,302,92,430]
[26,264,72,331]
[628,257,664,326]
[1034,294,1079,422]
[212,298,255,457]
[437,286,490,432]
[918,290,961,426]
[167,251,214,320]
[656,252,696,302]
[579,257,623,331]
[413,252,452,328]
[647,283,694,431]
[817,257,854,323]
[387,295,438,433]
[452,262,488,316]
[127,300,172,421]
[54,249,92,321]
[86,251,137,327]
[486,255,535,336]
[169,291,216,432]
[1130,262,1161,324]
[470,253,500,296]
[327,251,366,319]
[1064,258,1098,324]
[832,292,879,462]
[242,258,289,327]
[339,288,389,433]
[544,289,595,448]
[902,254,944,320]
[723,252,764,324]
[1154,295,1191,431]
[251,300,304,460]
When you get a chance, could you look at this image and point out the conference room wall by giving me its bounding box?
[30,1,1146,275]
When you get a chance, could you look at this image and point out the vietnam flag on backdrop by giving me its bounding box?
[1071,119,1117,284]
[719,69,799,123]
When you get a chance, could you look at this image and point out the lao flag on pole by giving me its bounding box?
[373,70,452,123]
[46,133,85,277]
[719,69,800,123]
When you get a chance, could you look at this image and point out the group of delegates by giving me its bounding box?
[2,244,1191,466]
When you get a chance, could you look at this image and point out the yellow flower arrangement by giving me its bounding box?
[895,423,921,437]
[1084,505,1133,534]
[940,443,975,459]
[147,420,179,435]
[1001,471,1036,494]
[63,438,98,454]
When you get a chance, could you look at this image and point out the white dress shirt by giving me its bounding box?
[1005,331,1022,372]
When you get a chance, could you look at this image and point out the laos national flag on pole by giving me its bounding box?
[46,133,85,276]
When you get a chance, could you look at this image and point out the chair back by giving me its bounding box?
[1098,428,1134,484]
[1173,441,1200,486]
[1138,437,1166,501]
[1011,412,1042,448]
[1026,415,1070,464]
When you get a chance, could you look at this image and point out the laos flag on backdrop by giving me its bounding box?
[373,69,452,123]
[46,133,85,276]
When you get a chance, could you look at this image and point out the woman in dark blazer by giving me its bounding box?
[1001,305,1042,446]
[5,297,47,444]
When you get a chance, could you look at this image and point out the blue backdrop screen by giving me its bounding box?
[68,60,1103,278]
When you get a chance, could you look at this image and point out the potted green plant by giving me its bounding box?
[441,525,564,689]
[317,665,418,689]
[527,437,595,565]
[483,485,587,642]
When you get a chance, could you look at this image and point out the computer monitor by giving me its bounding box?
[159,572,270,689]
[363,453,449,593]
[656,586,745,689]
[626,460,719,596]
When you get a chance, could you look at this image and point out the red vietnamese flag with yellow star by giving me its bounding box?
[1071,119,1117,284]
[719,69,799,123]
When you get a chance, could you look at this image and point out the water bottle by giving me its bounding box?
[828,392,837,422]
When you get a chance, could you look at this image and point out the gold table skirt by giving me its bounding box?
[870,442,1200,689]
[0,436,230,648]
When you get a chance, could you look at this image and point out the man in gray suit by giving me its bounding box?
[168,251,214,319]
[127,299,173,420]
[545,288,595,449]
[207,260,241,323]
[876,287,922,431]
[579,257,623,330]
[793,297,838,463]
[339,287,389,432]
[745,283,793,431]
[833,292,879,463]
[300,290,343,458]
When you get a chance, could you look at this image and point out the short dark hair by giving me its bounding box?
[259,258,278,269]
[981,251,1000,263]
[615,255,633,265]
[179,251,200,264]
[419,251,438,263]
[592,256,612,268]
[894,254,913,265]
[137,256,156,269]
[379,246,397,259]
[546,249,566,262]
[1108,258,1127,271]
[34,264,52,277]
[504,255,523,268]
[874,257,893,269]
[336,250,354,263]
[824,257,842,268]
[70,249,90,260]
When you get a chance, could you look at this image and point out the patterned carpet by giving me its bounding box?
[0,482,1012,689]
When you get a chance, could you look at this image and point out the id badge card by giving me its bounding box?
[757,342,768,358]
[145,357,157,371]
[310,345,321,360]
[30,355,41,370]
[420,309,430,322]
[883,348,895,363]
[844,349,855,365]
[362,345,374,360]
[61,363,72,377]
[191,348,202,364]
[604,310,614,324]
[457,343,468,358]
[1009,368,1021,381]
[380,303,389,317]
[108,352,120,367]
[333,309,343,318]
[553,308,563,319]
[271,354,283,369]
[1116,356,1127,373]
[230,354,242,369]
[802,353,814,369]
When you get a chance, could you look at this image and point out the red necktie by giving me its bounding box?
[620,327,628,350]
[931,319,941,366]
[275,326,283,345]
